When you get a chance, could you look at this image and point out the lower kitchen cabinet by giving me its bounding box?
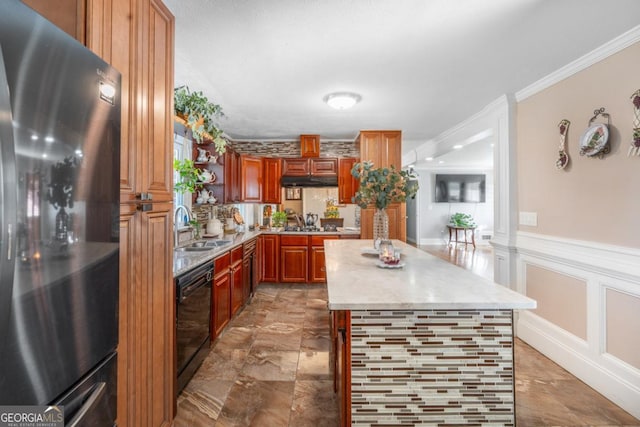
[212,253,231,339]
[261,234,280,282]
[230,246,244,316]
[310,235,339,283]
[280,235,309,283]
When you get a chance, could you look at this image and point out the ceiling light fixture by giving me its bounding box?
[323,92,362,110]
[425,157,434,161]
[453,144,463,149]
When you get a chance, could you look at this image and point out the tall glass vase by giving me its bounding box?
[372,208,389,247]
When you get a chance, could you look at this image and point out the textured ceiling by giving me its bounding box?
[164,0,640,162]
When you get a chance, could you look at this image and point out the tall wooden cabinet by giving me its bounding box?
[357,130,406,241]
[262,158,282,204]
[30,1,177,425]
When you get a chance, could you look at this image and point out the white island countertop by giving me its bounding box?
[325,239,536,310]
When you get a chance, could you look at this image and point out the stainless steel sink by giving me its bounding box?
[175,246,211,252]
[204,240,232,247]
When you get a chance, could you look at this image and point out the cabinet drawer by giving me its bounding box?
[310,234,339,246]
[280,234,309,246]
[214,252,230,276]
[230,246,243,264]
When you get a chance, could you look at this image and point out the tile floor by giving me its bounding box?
[174,246,639,426]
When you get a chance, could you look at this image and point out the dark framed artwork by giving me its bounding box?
[285,187,301,200]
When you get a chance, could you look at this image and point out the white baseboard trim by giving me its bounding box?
[518,311,640,419]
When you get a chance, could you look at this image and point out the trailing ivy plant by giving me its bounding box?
[173,159,202,194]
[174,85,227,153]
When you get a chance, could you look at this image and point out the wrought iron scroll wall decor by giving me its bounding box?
[556,119,570,170]
[629,89,640,157]
[579,107,610,158]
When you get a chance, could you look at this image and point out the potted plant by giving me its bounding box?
[174,85,227,153]
[173,159,202,194]
[351,161,418,243]
[271,210,287,230]
[449,212,476,228]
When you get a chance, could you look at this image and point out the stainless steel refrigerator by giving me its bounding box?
[0,1,120,425]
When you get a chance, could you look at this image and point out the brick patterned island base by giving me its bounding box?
[325,240,536,426]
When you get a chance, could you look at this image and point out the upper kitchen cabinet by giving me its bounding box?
[241,155,263,202]
[310,158,338,176]
[358,130,401,169]
[224,147,241,203]
[338,157,359,204]
[282,157,338,177]
[300,134,320,157]
[282,158,310,176]
[262,158,282,204]
[22,0,86,42]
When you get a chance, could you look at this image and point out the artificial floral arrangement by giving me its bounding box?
[174,85,227,153]
[449,212,476,228]
[324,198,340,218]
[350,161,418,209]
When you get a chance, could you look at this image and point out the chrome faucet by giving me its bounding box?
[174,205,192,245]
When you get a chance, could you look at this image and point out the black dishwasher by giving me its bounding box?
[176,261,213,393]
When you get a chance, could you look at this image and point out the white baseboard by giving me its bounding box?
[518,311,640,420]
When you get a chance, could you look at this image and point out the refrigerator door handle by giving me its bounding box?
[0,43,17,346]
[6,223,11,260]
[67,382,106,427]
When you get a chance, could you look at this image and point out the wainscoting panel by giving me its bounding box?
[516,231,640,419]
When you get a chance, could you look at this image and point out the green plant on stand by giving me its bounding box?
[174,85,227,153]
[449,212,476,228]
[271,210,287,229]
[173,159,202,194]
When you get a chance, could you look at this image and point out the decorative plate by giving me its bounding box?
[376,261,405,269]
[579,123,609,157]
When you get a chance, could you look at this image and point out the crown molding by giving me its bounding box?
[516,25,640,102]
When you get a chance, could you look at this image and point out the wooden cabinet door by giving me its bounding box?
[262,158,282,204]
[300,134,320,157]
[358,130,401,169]
[280,246,308,282]
[22,0,86,43]
[213,271,231,337]
[359,203,406,242]
[224,148,241,203]
[310,158,338,176]
[261,234,280,282]
[241,155,262,202]
[282,158,310,176]
[338,157,358,204]
[310,246,327,283]
[230,246,244,316]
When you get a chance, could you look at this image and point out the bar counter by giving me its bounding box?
[325,239,535,426]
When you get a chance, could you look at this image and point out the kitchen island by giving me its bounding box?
[325,239,536,426]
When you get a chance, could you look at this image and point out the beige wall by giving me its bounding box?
[525,265,587,340]
[606,288,640,369]
[517,41,640,248]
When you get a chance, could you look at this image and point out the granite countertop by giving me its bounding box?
[173,229,360,277]
[324,239,536,311]
[173,230,262,277]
